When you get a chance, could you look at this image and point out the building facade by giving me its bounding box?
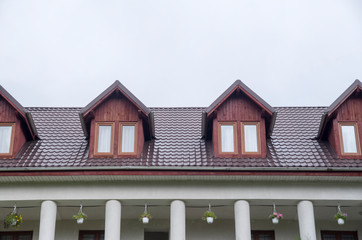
[0,80,361,240]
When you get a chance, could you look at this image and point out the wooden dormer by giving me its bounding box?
[0,85,38,159]
[202,80,276,158]
[79,81,154,158]
[317,80,362,159]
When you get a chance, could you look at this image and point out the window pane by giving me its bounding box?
[80,234,96,240]
[341,235,355,240]
[18,236,32,240]
[221,125,234,152]
[258,234,273,240]
[244,125,258,152]
[97,125,112,153]
[0,236,13,240]
[122,125,135,152]
[100,233,104,240]
[322,234,337,240]
[0,126,12,153]
[341,125,358,153]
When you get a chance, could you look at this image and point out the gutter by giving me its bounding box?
[0,165,362,173]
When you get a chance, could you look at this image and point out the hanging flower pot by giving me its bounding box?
[202,210,217,224]
[206,216,214,224]
[4,212,23,229]
[73,212,87,224]
[4,205,22,229]
[269,212,283,224]
[272,217,279,224]
[334,212,347,225]
[139,211,152,224]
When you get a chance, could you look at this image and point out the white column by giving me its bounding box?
[234,200,251,240]
[170,200,186,240]
[39,200,57,240]
[105,200,121,240]
[297,200,317,240]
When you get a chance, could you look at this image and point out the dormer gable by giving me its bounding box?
[0,85,38,158]
[202,80,276,158]
[79,81,154,158]
[317,79,362,158]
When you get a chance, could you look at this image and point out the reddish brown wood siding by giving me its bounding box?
[212,92,267,158]
[0,96,28,158]
[88,93,144,158]
[327,94,362,159]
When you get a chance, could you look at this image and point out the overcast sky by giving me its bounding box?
[0,0,362,108]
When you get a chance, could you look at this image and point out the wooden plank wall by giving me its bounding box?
[212,92,267,158]
[328,94,362,159]
[89,93,145,158]
[0,96,27,158]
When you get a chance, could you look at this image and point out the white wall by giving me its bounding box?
[0,219,361,240]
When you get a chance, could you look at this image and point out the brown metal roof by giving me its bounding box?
[0,106,360,170]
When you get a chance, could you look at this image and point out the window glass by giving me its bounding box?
[18,236,31,240]
[341,125,358,153]
[341,235,355,240]
[97,125,112,153]
[80,234,96,240]
[244,124,258,152]
[121,125,135,152]
[0,236,13,240]
[0,126,12,154]
[322,235,336,240]
[221,125,234,152]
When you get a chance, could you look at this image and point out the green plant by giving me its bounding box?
[269,211,283,220]
[202,210,217,221]
[4,212,23,229]
[334,212,347,221]
[73,212,88,220]
[139,211,152,222]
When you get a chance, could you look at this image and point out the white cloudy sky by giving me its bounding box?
[0,0,361,108]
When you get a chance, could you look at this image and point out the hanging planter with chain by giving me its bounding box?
[73,203,87,224]
[139,203,152,224]
[4,204,23,229]
[334,203,347,225]
[202,203,217,224]
[269,202,283,224]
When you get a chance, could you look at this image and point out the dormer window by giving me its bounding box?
[0,123,15,155]
[218,122,237,154]
[338,122,361,155]
[241,122,261,154]
[119,122,137,154]
[80,81,154,158]
[95,122,114,155]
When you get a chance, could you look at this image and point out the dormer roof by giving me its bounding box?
[203,80,277,137]
[79,80,154,138]
[0,85,38,139]
[206,80,275,116]
[317,79,362,138]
